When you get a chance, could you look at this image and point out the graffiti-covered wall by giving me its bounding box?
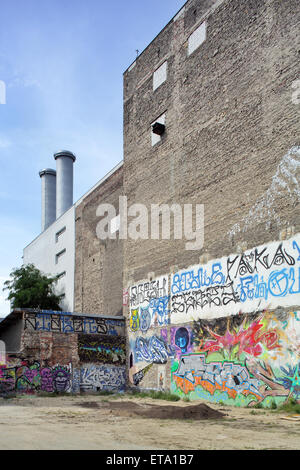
[0,360,126,395]
[127,235,300,407]
[0,360,73,395]
[0,310,126,395]
[127,275,173,390]
[172,310,300,407]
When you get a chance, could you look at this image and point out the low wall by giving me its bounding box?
[0,310,126,395]
[0,359,126,395]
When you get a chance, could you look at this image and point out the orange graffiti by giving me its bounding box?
[173,374,262,401]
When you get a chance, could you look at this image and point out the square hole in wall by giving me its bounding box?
[57,271,66,279]
[55,226,66,243]
[151,113,166,146]
[55,248,66,264]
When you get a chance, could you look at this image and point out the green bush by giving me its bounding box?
[276,398,300,414]
[270,400,277,410]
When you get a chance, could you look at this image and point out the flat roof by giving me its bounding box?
[0,309,125,335]
[13,308,125,321]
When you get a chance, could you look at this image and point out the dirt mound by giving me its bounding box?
[100,401,225,420]
[141,403,226,420]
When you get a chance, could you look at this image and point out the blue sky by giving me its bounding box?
[0,0,186,315]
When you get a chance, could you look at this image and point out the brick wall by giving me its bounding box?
[74,164,123,316]
[0,311,126,395]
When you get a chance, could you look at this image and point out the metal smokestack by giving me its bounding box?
[39,168,56,231]
[54,150,76,218]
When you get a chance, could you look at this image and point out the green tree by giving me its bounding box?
[3,264,63,310]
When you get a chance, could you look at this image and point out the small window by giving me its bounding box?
[55,249,66,264]
[188,21,207,56]
[151,113,166,146]
[55,226,66,242]
[57,271,66,279]
[153,61,167,91]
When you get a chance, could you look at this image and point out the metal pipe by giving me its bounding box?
[54,150,76,218]
[39,168,56,231]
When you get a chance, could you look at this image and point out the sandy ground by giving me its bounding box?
[0,394,299,450]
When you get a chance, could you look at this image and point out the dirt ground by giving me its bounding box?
[0,394,299,450]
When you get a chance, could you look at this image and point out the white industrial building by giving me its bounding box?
[23,205,76,312]
[23,150,77,312]
[23,151,123,312]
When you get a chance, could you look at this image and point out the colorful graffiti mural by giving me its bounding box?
[133,332,175,365]
[0,360,126,395]
[79,365,126,392]
[128,276,171,387]
[129,276,170,330]
[0,361,72,395]
[127,239,300,407]
[171,310,300,407]
[170,326,193,359]
[173,354,262,400]
[78,334,126,365]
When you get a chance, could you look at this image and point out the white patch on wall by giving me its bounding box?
[228,146,300,238]
[188,21,207,56]
[151,113,165,146]
[153,61,168,91]
[129,274,169,330]
[110,214,120,234]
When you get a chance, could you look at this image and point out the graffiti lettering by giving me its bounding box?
[134,335,175,364]
[24,311,124,335]
[79,365,126,392]
[171,235,300,322]
[129,277,168,307]
[173,354,262,399]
